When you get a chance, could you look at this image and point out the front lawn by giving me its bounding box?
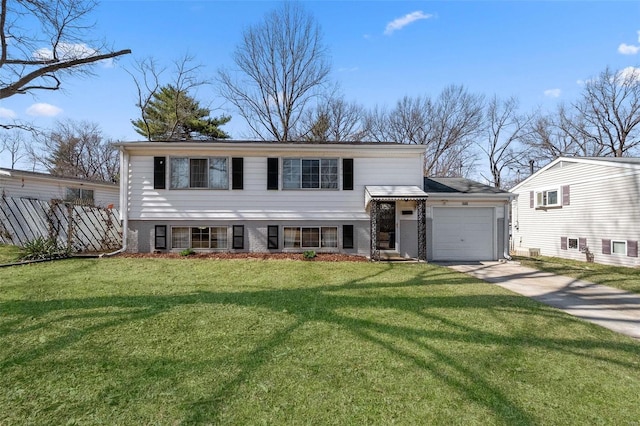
[516,255,640,294]
[1,258,639,424]
[0,244,21,264]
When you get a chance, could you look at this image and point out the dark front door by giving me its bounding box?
[376,201,396,250]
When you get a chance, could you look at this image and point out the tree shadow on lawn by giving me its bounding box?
[1,263,640,424]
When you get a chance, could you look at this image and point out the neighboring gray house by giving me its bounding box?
[0,168,119,208]
[424,177,513,262]
[510,157,640,267]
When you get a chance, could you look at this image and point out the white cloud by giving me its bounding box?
[618,43,639,55]
[637,30,640,43]
[617,66,640,83]
[544,89,561,98]
[0,107,16,118]
[26,103,62,117]
[384,11,433,35]
[33,42,113,67]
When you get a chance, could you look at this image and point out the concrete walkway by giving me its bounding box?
[444,261,640,340]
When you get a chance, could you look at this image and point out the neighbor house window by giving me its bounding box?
[283,227,339,249]
[612,240,627,255]
[171,226,229,249]
[65,187,94,205]
[170,157,228,189]
[535,189,560,207]
[568,238,578,250]
[282,158,338,189]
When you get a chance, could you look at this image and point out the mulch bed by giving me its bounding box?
[117,252,369,262]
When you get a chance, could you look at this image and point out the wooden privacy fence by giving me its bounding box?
[0,196,122,253]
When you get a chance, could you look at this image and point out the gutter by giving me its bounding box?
[101,148,129,257]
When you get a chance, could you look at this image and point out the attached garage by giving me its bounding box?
[432,207,494,261]
[425,177,513,262]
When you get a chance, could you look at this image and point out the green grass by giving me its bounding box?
[516,255,640,294]
[1,258,640,425]
[0,244,21,264]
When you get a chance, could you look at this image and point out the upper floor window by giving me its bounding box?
[282,158,338,189]
[535,189,559,207]
[170,157,228,189]
[66,187,94,205]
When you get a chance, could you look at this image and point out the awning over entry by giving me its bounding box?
[364,185,429,209]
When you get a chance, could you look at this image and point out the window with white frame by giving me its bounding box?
[535,189,560,207]
[171,226,228,249]
[283,226,339,249]
[170,157,228,189]
[568,238,578,250]
[282,158,338,189]
[612,240,627,255]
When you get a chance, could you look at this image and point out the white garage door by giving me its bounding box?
[432,207,494,261]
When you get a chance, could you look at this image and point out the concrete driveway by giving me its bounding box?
[444,261,640,340]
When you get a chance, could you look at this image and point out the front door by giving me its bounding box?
[376,201,396,250]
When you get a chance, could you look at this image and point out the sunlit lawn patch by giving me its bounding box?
[1,258,639,424]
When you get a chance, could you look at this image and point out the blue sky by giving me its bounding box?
[1,0,639,169]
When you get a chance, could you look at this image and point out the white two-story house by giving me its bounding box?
[116,141,429,260]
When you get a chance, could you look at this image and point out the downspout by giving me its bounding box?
[101,147,129,257]
[503,198,513,261]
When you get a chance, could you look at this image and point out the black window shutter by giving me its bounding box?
[155,225,167,249]
[233,225,245,249]
[578,238,587,251]
[154,157,166,189]
[343,225,354,249]
[267,158,279,190]
[628,240,638,257]
[602,239,611,255]
[343,159,354,190]
[560,236,567,250]
[562,185,570,206]
[268,226,279,249]
[232,157,244,190]
[529,191,534,208]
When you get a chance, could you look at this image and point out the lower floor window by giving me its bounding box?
[171,226,228,249]
[568,238,578,249]
[283,226,338,249]
[612,240,627,255]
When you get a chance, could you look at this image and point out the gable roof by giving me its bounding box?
[510,156,640,192]
[423,177,512,200]
[424,177,510,194]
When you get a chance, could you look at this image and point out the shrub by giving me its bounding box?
[180,248,195,256]
[21,237,70,260]
[303,250,316,260]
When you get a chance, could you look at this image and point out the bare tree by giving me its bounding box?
[521,104,606,169]
[0,0,130,124]
[297,95,367,141]
[217,2,331,141]
[31,119,118,181]
[367,85,484,176]
[574,66,640,157]
[480,96,534,188]
[0,130,27,167]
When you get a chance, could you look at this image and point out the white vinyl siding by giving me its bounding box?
[0,171,118,208]
[511,160,640,267]
[126,152,423,221]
